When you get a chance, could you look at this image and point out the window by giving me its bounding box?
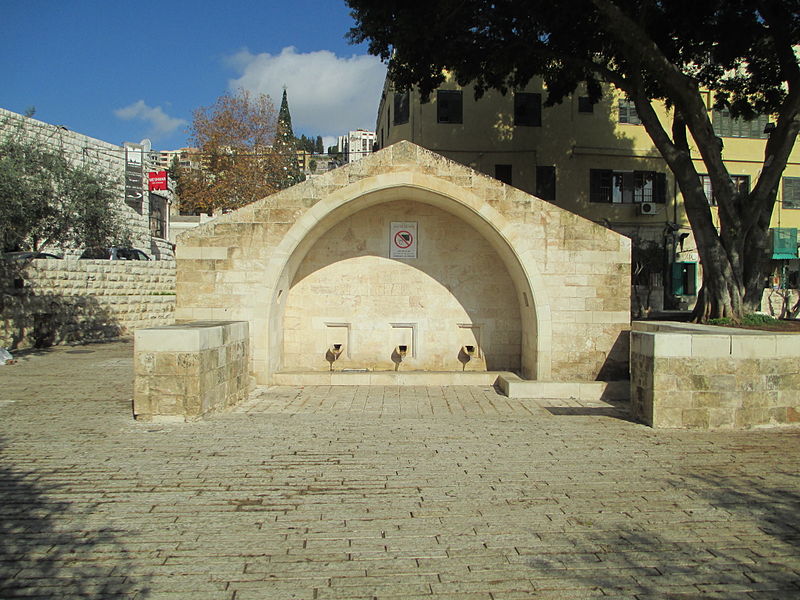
[589,170,667,204]
[671,262,697,296]
[618,99,641,124]
[437,90,463,124]
[393,91,409,125]
[495,164,512,185]
[578,96,595,113]
[700,174,750,206]
[149,194,167,239]
[783,177,800,209]
[713,109,769,139]
[514,92,541,126]
[536,166,556,201]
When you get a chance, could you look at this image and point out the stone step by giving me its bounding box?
[498,374,630,401]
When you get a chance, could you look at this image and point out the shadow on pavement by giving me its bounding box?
[0,436,150,598]
[543,400,635,422]
[519,470,800,596]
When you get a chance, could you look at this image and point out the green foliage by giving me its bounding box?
[0,126,129,252]
[296,134,327,155]
[707,317,734,326]
[741,313,780,326]
[708,314,780,327]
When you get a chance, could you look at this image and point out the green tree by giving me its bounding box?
[315,135,324,154]
[0,123,129,252]
[274,89,305,189]
[348,0,800,321]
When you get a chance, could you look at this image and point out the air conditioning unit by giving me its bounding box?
[639,202,658,215]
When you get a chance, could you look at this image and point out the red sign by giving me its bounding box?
[148,170,168,191]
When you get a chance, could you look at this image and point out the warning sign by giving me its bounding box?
[390,221,418,259]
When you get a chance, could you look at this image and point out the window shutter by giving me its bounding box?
[671,262,685,295]
[655,172,667,203]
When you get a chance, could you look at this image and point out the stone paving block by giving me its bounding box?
[2,342,800,600]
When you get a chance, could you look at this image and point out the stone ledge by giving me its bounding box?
[274,370,509,386]
[498,374,630,400]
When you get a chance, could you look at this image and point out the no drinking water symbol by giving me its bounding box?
[394,230,413,248]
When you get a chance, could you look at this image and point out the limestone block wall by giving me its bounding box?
[133,321,250,422]
[1,259,176,349]
[284,200,522,371]
[0,108,173,258]
[631,321,800,429]
[176,141,631,384]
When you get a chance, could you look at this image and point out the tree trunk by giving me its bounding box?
[687,213,744,322]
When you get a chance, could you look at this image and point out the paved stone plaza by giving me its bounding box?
[2,341,800,599]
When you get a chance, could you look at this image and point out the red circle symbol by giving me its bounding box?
[394,230,413,248]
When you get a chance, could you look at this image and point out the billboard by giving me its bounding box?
[148,170,168,191]
[124,143,144,211]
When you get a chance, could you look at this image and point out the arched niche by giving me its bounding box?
[259,172,552,383]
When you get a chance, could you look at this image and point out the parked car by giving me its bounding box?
[3,251,62,259]
[79,247,151,260]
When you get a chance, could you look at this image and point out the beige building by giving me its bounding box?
[158,147,201,171]
[376,75,800,307]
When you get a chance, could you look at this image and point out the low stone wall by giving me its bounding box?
[1,259,176,349]
[133,321,250,422]
[630,321,800,429]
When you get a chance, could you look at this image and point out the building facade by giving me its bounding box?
[375,75,800,310]
[338,129,377,163]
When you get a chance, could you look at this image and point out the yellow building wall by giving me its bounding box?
[376,75,800,302]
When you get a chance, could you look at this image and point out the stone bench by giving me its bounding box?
[133,321,250,422]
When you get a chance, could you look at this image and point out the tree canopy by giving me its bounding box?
[0,122,129,253]
[179,89,304,213]
[347,0,800,321]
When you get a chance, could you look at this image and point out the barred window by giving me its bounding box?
[590,170,666,203]
[700,174,750,206]
[589,169,667,204]
[618,99,641,125]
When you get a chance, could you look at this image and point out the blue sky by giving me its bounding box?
[0,0,387,150]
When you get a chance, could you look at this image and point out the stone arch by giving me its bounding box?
[261,171,552,382]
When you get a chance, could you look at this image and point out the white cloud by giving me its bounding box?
[114,100,187,140]
[226,47,386,138]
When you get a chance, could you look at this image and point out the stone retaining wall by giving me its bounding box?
[630,321,800,429]
[1,259,176,349]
